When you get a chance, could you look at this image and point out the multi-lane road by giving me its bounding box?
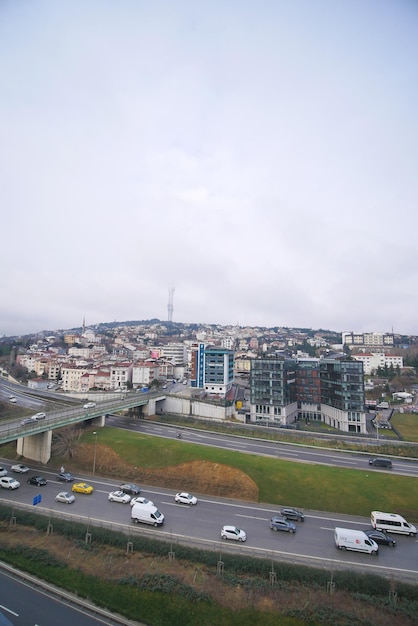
[0,451,417,584]
[107,413,418,478]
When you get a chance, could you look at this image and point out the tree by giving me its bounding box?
[51,427,83,459]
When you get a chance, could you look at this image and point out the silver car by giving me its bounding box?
[55,491,75,504]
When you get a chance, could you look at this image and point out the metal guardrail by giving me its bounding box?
[0,560,145,626]
[2,498,418,585]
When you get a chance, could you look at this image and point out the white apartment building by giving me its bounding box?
[132,362,160,387]
[342,332,394,348]
[352,353,404,375]
[159,343,187,365]
[110,362,133,389]
[61,366,89,391]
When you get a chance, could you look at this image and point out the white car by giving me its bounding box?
[0,476,20,490]
[0,467,7,477]
[55,491,75,504]
[130,496,154,507]
[221,525,247,542]
[9,396,16,403]
[32,412,46,421]
[11,464,29,474]
[83,402,96,409]
[175,492,197,505]
[108,490,131,504]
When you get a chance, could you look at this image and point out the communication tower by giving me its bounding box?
[167,287,175,322]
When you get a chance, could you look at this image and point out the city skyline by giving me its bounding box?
[1,1,417,336]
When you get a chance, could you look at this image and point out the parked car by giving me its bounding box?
[130,496,154,507]
[220,525,247,542]
[175,492,197,505]
[55,491,75,504]
[0,477,20,490]
[11,464,29,474]
[108,490,131,504]
[83,402,96,409]
[120,483,141,495]
[57,472,74,482]
[364,529,396,547]
[27,476,47,486]
[280,507,305,522]
[72,482,94,494]
[0,467,8,477]
[270,516,296,533]
[31,412,46,421]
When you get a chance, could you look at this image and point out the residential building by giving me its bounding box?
[342,332,394,349]
[351,353,403,375]
[132,362,160,388]
[61,365,89,392]
[160,343,187,365]
[110,362,133,390]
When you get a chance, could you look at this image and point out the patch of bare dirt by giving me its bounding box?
[72,443,259,501]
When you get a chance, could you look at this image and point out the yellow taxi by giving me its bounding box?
[71,482,94,495]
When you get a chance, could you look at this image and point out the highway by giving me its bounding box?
[106,414,418,478]
[0,567,132,626]
[0,458,417,584]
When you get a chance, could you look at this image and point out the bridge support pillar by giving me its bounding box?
[145,399,156,416]
[16,430,53,464]
[93,415,106,427]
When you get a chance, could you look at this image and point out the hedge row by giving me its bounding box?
[1,503,418,625]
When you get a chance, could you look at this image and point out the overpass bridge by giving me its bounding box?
[0,391,166,464]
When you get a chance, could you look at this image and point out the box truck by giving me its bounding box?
[131,503,164,527]
[334,527,378,555]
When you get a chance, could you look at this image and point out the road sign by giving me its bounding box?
[32,494,42,506]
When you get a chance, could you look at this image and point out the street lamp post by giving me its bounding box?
[92,431,98,476]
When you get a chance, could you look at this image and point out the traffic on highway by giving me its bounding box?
[0,457,417,583]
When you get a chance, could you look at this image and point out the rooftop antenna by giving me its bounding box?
[168,287,175,322]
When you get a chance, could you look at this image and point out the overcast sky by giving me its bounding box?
[1,1,418,337]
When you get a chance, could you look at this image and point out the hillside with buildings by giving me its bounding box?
[1,322,417,435]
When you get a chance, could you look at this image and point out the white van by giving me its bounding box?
[334,528,378,555]
[371,511,417,536]
[131,503,164,527]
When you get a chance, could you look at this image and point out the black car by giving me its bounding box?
[27,476,47,486]
[280,507,305,522]
[364,529,396,547]
[368,458,392,468]
[57,472,74,482]
[120,483,141,495]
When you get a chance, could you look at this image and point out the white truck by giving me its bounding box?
[334,527,378,555]
[131,503,164,527]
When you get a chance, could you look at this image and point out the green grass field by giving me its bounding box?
[391,411,418,442]
[86,427,418,521]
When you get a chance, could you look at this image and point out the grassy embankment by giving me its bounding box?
[78,426,418,520]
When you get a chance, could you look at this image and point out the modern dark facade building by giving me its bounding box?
[250,355,298,425]
[249,353,366,433]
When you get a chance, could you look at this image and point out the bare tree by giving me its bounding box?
[51,427,83,459]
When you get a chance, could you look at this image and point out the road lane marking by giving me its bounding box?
[0,605,19,617]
